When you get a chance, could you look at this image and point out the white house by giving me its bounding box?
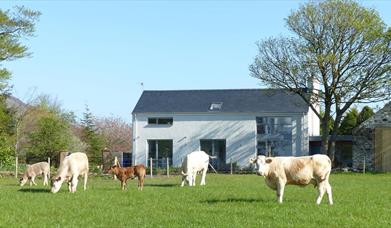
[132,89,319,169]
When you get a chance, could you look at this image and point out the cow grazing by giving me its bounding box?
[250,154,333,205]
[51,152,89,193]
[181,151,215,187]
[108,164,146,190]
[20,162,50,187]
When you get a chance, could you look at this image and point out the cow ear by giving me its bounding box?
[265,158,273,164]
[249,158,256,164]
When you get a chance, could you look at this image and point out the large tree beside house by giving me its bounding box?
[250,0,391,162]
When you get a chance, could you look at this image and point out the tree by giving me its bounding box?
[0,6,40,93]
[338,108,358,135]
[16,95,81,164]
[28,115,71,162]
[81,105,104,165]
[95,116,132,152]
[357,106,374,125]
[0,6,39,170]
[320,110,334,135]
[0,96,15,166]
[250,0,391,161]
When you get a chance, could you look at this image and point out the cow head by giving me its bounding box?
[108,165,118,174]
[51,176,64,193]
[19,176,28,187]
[249,155,272,176]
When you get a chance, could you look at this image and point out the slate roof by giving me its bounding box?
[132,89,309,114]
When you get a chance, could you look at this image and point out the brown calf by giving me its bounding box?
[108,164,146,190]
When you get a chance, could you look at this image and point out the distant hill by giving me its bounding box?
[5,96,28,113]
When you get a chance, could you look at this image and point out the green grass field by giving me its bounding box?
[0,173,390,227]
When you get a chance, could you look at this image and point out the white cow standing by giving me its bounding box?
[19,162,50,187]
[181,151,215,187]
[51,152,89,193]
[250,154,333,205]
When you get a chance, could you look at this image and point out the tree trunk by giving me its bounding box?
[327,115,343,167]
[320,116,330,155]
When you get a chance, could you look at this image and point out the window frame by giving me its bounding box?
[148,117,173,125]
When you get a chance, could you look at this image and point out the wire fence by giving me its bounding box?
[0,155,256,178]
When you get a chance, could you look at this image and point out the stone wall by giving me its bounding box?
[353,103,391,171]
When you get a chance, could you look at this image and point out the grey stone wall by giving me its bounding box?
[353,103,391,171]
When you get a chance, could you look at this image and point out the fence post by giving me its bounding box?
[113,156,119,180]
[150,157,153,178]
[167,157,169,178]
[48,157,51,177]
[230,158,233,175]
[15,156,18,178]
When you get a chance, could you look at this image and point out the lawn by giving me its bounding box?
[0,173,390,227]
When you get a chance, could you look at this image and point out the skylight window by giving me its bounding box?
[209,102,223,111]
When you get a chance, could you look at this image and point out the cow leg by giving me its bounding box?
[200,169,207,186]
[31,176,37,186]
[43,173,48,186]
[276,181,285,203]
[71,175,78,193]
[68,178,72,192]
[141,176,144,190]
[326,182,333,205]
[316,181,327,205]
[192,172,197,186]
[181,175,186,187]
[83,172,88,191]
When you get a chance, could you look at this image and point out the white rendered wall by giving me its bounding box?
[132,112,309,168]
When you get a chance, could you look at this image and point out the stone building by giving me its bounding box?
[353,102,391,172]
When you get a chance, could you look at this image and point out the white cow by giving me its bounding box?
[51,152,89,193]
[181,151,215,187]
[20,162,50,187]
[250,154,333,205]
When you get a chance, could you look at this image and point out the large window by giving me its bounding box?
[200,139,226,169]
[256,117,292,156]
[148,140,173,166]
[148,117,173,125]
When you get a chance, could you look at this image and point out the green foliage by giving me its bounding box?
[0,134,14,166]
[27,115,71,162]
[338,106,375,135]
[0,96,15,135]
[339,107,359,135]
[357,106,375,125]
[81,105,104,164]
[0,6,40,93]
[0,95,16,165]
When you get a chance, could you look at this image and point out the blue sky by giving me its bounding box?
[2,1,391,122]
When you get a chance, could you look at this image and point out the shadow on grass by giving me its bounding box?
[201,197,269,204]
[144,183,178,188]
[18,188,51,193]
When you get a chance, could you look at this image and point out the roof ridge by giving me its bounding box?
[143,88,287,92]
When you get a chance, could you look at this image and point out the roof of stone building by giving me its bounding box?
[354,102,391,132]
